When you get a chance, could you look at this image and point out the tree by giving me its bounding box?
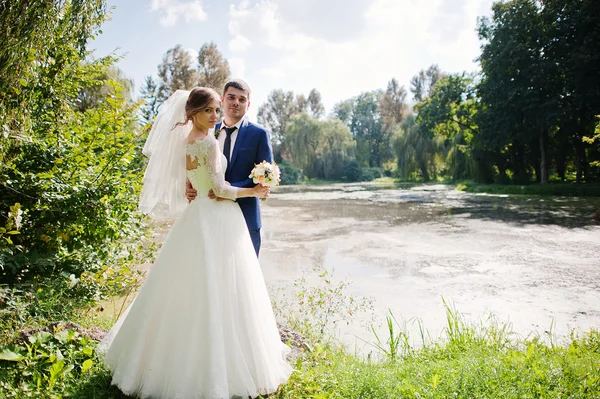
[543,0,600,182]
[75,65,134,112]
[416,73,481,181]
[333,92,390,167]
[332,99,353,126]
[257,89,306,159]
[196,41,230,93]
[410,64,444,102]
[139,75,160,127]
[285,114,354,179]
[393,114,444,182]
[0,0,107,134]
[157,44,197,103]
[307,88,325,119]
[379,78,408,128]
[0,0,147,283]
[475,0,600,184]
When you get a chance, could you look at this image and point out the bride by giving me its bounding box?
[100,87,292,398]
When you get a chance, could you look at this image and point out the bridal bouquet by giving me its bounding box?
[249,161,281,187]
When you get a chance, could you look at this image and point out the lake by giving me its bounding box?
[259,182,600,351]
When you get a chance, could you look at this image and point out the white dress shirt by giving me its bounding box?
[217,118,244,160]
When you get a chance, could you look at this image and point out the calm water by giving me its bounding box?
[259,182,600,351]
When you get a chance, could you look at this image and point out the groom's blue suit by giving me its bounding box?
[216,118,273,256]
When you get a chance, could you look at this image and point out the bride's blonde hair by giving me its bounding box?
[174,87,220,127]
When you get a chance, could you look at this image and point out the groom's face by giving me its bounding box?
[222,87,250,121]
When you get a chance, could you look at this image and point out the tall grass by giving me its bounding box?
[275,304,600,398]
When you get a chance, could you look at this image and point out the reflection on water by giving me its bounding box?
[261,182,600,351]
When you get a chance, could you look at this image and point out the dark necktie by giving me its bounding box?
[223,126,237,164]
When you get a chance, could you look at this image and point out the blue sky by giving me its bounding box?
[90,0,495,120]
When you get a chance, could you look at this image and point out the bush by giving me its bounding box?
[361,167,384,181]
[278,160,302,185]
[342,161,383,182]
[0,2,149,286]
[342,160,363,182]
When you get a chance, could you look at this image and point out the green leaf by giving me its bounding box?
[19,78,27,86]
[29,331,52,345]
[0,348,24,361]
[54,330,69,344]
[82,359,93,372]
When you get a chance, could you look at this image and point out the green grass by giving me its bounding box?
[275,331,600,398]
[456,181,600,197]
[275,307,600,399]
[2,274,600,398]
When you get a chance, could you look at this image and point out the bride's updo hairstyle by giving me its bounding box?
[175,87,220,127]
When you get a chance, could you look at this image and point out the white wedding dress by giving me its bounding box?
[101,134,292,399]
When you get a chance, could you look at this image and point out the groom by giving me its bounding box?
[185,79,274,256]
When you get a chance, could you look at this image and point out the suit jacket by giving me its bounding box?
[216,118,274,231]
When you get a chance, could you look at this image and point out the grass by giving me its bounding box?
[2,271,599,398]
[274,305,600,399]
[275,330,600,398]
[456,181,600,197]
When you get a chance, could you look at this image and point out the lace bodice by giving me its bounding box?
[186,135,238,200]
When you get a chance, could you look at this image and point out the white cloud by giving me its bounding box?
[225,0,495,116]
[228,58,247,79]
[261,67,287,81]
[229,34,252,53]
[150,0,207,27]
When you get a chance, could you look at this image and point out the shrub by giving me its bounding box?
[278,160,302,185]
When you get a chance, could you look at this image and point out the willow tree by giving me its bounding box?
[257,89,306,160]
[286,113,354,179]
[415,73,481,181]
[393,115,445,182]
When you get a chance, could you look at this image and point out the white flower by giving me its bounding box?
[249,161,281,187]
[68,274,80,288]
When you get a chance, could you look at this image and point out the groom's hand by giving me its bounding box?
[185,180,197,203]
[208,189,232,202]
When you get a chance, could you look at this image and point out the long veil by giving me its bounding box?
[138,90,191,220]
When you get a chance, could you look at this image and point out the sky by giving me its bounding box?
[89,0,496,120]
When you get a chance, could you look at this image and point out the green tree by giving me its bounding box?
[157,44,197,103]
[139,75,160,127]
[333,92,390,167]
[307,88,325,119]
[393,115,444,182]
[416,73,481,181]
[0,0,147,283]
[196,41,230,93]
[477,0,600,183]
[410,64,444,102]
[257,89,306,160]
[75,65,134,112]
[285,114,354,179]
[542,0,600,182]
[379,78,408,128]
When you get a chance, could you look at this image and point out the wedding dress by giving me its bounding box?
[101,134,292,399]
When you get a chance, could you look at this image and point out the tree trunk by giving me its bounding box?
[420,163,430,182]
[575,140,585,184]
[556,142,567,181]
[539,130,548,184]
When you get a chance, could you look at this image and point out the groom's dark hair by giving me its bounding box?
[223,79,251,99]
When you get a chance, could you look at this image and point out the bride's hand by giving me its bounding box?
[253,184,270,199]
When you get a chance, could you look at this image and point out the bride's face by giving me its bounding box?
[192,99,221,131]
